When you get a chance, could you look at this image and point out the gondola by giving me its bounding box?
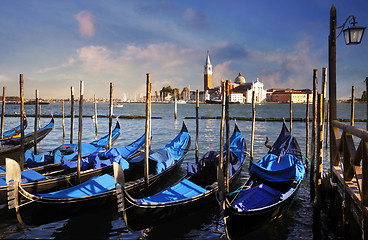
[6,121,191,225]
[114,122,245,231]
[20,120,122,175]
[0,117,54,165]
[0,127,142,208]
[223,121,306,239]
[0,117,28,141]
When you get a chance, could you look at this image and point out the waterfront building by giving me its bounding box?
[229,92,244,103]
[230,75,266,103]
[267,88,312,103]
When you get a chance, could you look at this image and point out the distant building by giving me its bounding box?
[231,76,266,103]
[230,92,244,103]
[204,51,212,92]
[267,88,312,103]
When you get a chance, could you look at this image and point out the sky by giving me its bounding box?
[0,0,367,100]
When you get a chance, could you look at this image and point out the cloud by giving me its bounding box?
[181,8,210,30]
[213,60,233,86]
[36,58,76,74]
[75,10,96,37]
[252,37,322,90]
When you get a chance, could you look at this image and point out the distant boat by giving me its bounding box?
[176,100,186,104]
[114,103,124,108]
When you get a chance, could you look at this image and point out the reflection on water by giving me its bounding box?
[0,102,364,239]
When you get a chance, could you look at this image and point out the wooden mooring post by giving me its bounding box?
[94,94,98,140]
[250,90,256,159]
[217,80,226,208]
[315,94,324,207]
[144,73,151,190]
[62,100,65,139]
[310,69,318,201]
[70,86,75,144]
[366,77,368,130]
[76,81,84,185]
[174,98,177,120]
[306,93,310,171]
[19,74,25,170]
[225,80,230,193]
[1,86,5,138]
[289,99,292,134]
[33,90,39,155]
[351,86,355,126]
[108,83,113,149]
[195,89,199,164]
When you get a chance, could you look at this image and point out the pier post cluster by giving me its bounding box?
[310,5,368,239]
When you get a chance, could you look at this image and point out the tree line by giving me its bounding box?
[158,86,190,101]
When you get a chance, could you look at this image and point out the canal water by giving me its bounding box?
[0,102,365,239]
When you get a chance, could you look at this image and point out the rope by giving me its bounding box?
[64,176,73,187]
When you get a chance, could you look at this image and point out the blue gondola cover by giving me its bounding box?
[233,184,281,211]
[250,154,305,182]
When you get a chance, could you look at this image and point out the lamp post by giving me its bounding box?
[329,5,366,173]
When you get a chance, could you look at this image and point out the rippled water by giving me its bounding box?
[0,102,366,239]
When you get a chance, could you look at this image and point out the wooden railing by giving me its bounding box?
[331,120,368,206]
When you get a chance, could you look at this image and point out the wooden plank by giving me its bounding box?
[362,142,368,205]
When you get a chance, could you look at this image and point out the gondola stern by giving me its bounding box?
[113,162,135,231]
[5,158,25,224]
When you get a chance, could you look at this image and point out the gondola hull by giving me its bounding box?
[118,123,245,231]
[223,121,305,239]
[12,152,186,226]
[0,118,54,165]
[224,179,301,239]
[7,122,191,226]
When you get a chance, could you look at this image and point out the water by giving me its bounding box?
[0,102,366,239]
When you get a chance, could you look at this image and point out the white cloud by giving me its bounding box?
[252,37,321,90]
[213,60,233,87]
[75,10,96,37]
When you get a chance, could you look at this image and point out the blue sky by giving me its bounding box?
[0,0,367,100]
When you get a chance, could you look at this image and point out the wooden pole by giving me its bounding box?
[329,5,337,175]
[310,69,318,201]
[217,80,226,214]
[19,74,25,170]
[225,80,230,193]
[94,94,98,140]
[306,93,310,170]
[33,90,39,155]
[62,100,65,139]
[195,89,199,164]
[108,83,113,149]
[70,86,75,144]
[77,81,84,185]
[315,94,325,206]
[250,90,256,159]
[1,86,5,138]
[351,86,355,126]
[366,77,368,130]
[174,98,177,119]
[144,74,151,190]
[290,98,293,134]
[38,105,41,129]
[326,101,330,148]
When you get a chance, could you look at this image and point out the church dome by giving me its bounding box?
[234,72,246,84]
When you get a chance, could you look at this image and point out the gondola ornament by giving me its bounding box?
[6,158,24,224]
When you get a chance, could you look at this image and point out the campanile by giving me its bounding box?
[204,51,212,91]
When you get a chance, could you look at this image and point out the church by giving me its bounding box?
[202,52,267,104]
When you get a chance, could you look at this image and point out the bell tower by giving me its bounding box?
[204,51,212,91]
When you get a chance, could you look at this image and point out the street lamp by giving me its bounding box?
[329,5,365,173]
[340,16,366,45]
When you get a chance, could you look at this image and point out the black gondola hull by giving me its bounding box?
[224,180,301,240]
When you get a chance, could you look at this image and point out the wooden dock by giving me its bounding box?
[329,120,368,239]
